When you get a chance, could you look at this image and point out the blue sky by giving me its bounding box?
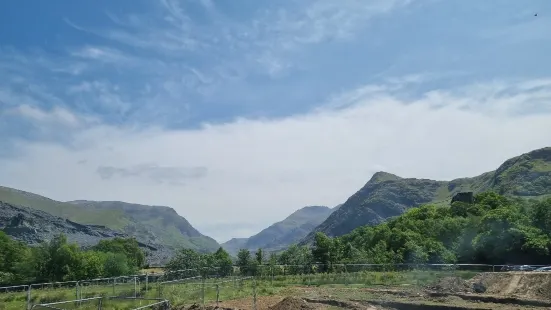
[1,0,551,242]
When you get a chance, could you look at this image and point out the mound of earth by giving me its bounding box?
[426,277,473,294]
[470,272,551,300]
[269,297,316,310]
[178,304,238,310]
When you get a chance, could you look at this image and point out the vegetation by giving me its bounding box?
[165,247,234,277]
[0,234,145,285]
[303,147,551,243]
[222,192,551,270]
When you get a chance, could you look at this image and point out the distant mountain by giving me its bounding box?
[69,200,220,253]
[0,186,219,258]
[221,238,248,256]
[222,206,334,255]
[301,147,551,244]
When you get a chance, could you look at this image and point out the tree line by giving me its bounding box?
[0,234,145,285]
[167,192,551,275]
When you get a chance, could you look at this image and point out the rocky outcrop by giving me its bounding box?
[451,192,474,204]
[0,201,172,265]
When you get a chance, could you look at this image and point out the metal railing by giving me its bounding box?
[30,296,170,310]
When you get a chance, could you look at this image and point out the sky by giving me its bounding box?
[1,0,551,243]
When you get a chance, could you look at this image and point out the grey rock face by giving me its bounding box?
[0,201,173,265]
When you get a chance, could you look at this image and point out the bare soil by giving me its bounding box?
[176,272,551,310]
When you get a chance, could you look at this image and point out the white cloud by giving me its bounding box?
[8,104,82,128]
[2,78,551,242]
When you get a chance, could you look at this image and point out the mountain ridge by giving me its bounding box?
[0,187,219,256]
[68,200,220,253]
[222,205,334,255]
[301,146,551,244]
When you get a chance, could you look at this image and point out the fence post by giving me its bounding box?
[27,285,32,310]
[344,264,348,286]
[145,273,149,293]
[216,284,220,307]
[201,279,205,305]
[134,276,137,298]
[270,266,274,286]
[75,281,79,300]
[253,279,257,310]
[113,278,116,295]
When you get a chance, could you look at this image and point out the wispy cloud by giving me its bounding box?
[96,164,207,185]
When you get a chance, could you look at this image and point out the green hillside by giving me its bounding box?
[0,187,219,253]
[0,187,131,229]
[301,146,551,244]
[69,200,220,253]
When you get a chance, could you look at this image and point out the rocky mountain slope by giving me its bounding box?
[69,200,219,253]
[301,146,551,244]
[0,187,219,255]
[222,205,334,255]
[0,201,171,264]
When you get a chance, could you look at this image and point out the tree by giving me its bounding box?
[236,249,253,276]
[93,238,145,269]
[103,252,131,277]
[212,247,233,277]
[255,248,264,265]
[312,232,333,270]
[0,232,27,284]
[165,248,204,274]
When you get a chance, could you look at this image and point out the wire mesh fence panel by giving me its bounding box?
[29,281,78,307]
[30,297,103,310]
[0,285,29,309]
[215,277,254,304]
[102,297,171,310]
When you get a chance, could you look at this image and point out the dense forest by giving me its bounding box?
[0,234,145,285]
[3,192,551,285]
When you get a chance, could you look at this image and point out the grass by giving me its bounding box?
[0,186,130,230]
[0,270,478,310]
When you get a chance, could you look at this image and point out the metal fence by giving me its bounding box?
[29,297,170,310]
[0,263,543,310]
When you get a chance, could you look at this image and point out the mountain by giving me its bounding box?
[221,238,248,256]
[69,200,219,253]
[0,186,219,257]
[222,205,334,255]
[301,146,551,243]
[0,201,172,265]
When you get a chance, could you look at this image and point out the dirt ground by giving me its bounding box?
[177,272,551,310]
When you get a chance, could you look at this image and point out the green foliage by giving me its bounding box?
[330,193,551,266]
[165,248,206,272]
[93,237,145,269]
[165,247,233,277]
[0,232,26,274]
[0,233,146,285]
[212,247,233,276]
[103,252,132,277]
[236,249,254,275]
